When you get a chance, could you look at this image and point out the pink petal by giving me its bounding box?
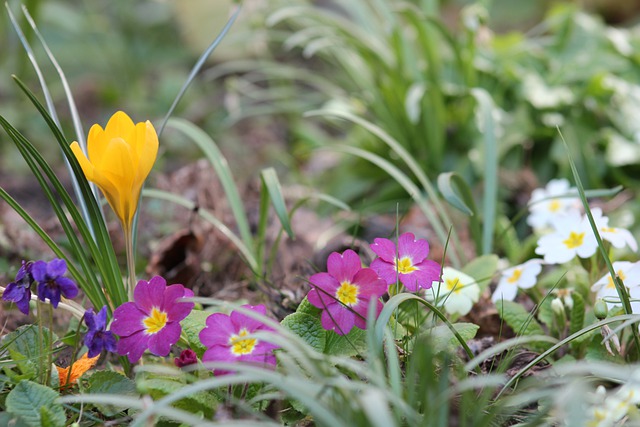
[370,258,398,286]
[200,313,235,347]
[111,303,146,336]
[321,304,355,335]
[400,259,441,291]
[353,268,388,298]
[370,237,397,263]
[398,232,429,261]
[133,276,167,313]
[352,299,383,329]
[117,331,149,363]
[148,322,181,356]
[230,305,270,333]
[326,250,361,282]
[163,284,194,321]
[307,287,338,310]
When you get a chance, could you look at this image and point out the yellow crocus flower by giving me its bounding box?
[70,111,158,231]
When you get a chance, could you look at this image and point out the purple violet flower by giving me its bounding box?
[307,250,387,335]
[174,349,198,368]
[110,276,194,363]
[2,261,34,315]
[199,304,278,376]
[32,259,78,308]
[370,232,441,292]
[84,306,117,358]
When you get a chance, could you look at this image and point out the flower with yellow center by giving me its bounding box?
[492,259,543,303]
[535,209,598,264]
[70,111,158,231]
[592,261,640,312]
[336,281,359,305]
[527,178,580,231]
[428,267,480,316]
[143,307,168,334]
[229,328,258,355]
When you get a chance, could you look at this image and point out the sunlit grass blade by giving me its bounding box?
[165,118,253,252]
[142,188,258,274]
[158,4,242,136]
[6,4,98,239]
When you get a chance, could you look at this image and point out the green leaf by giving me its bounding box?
[180,310,211,359]
[296,297,321,317]
[260,167,295,239]
[281,312,326,353]
[2,325,57,380]
[437,172,476,216]
[426,322,479,354]
[462,254,498,292]
[497,300,546,338]
[139,377,216,419]
[6,380,65,427]
[324,327,367,357]
[81,371,137,417]
[569,292,585,336]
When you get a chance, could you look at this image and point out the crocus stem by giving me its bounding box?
[124,228,136,301]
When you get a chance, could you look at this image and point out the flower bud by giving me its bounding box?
[175,349,198,368]
[594,299,609,320]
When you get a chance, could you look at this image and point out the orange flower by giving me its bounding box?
[56,352,100,388]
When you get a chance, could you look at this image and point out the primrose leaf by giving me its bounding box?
[426,322,480,354]
[281,312,326,353]
[296,297,321,317]
[139,376,217,418]
[6,380,65,427]
[180,310,211,358]
[324,327,367,357]
[81,370,137,417]
[497,300,546,338]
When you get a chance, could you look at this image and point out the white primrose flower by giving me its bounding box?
[592,208,638,252]
[591,261,640,311]
[527,178,581,231]
[491,259,543,303]
[535,209,598,264]
[428,267,480,316]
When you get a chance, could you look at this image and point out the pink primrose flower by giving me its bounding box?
[110,276,194,363]
[199,304,278,376]
[369,232,441,292]
[307,249,387,335]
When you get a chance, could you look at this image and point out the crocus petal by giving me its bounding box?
[104,111,136,144]
[70,142,96,181]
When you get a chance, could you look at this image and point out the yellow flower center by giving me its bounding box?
[562,231,585,249]
[548,200,561,212]
[446,278,462,294]
[229,328,257,355]
[396,257,417,274]
[336,281,359,306]
[507,268,522,284]
[606,270,626,289]
[143,307,168,334]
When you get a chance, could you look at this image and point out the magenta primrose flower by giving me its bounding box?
[199,304,278,376]
[110,276,194,363]
[370,232,441,292]
[307,249,387,335]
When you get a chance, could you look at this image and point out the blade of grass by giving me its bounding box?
[260,167,295,239]
[158,4,242,136]
[165,118,253,252]
[559,127,640,355]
